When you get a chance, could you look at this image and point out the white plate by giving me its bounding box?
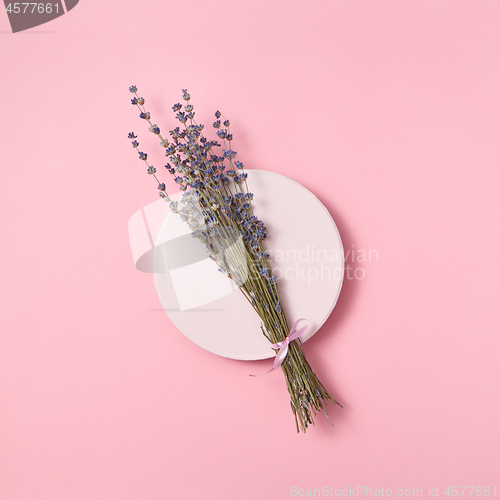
[152,170,344,360]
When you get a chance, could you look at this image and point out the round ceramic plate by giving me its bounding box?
[153,170,344,360]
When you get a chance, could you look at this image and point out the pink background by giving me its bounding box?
[1,1,499,499]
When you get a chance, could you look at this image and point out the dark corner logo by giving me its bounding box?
[4,0,79,33]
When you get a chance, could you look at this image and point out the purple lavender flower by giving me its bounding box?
[223,149,236,159]
[129,85,137,93]
[176,112,187,124]
[165,144,176,156]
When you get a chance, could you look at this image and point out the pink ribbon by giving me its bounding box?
[250,319,309,376]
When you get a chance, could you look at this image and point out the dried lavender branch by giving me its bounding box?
[127,86,342,432]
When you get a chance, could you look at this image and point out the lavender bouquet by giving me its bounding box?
[127,86,342,432]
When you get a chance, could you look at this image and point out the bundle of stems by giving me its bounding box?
[127,86,342,432]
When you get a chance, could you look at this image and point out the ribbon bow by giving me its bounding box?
[250,319,309,377]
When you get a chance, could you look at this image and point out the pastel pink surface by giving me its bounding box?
[1,1,499,500]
